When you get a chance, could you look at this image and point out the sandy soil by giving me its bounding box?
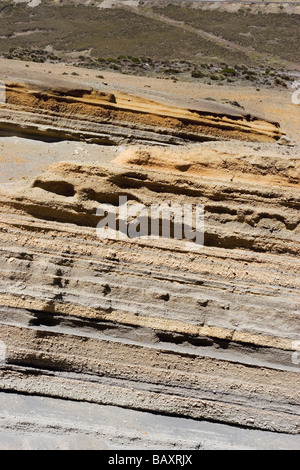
[0,138,122,183]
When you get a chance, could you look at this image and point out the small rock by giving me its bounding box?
[228,100,244,109]
[277,135,295,146]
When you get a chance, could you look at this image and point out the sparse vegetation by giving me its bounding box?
[220,67,236,76]
[152,4,300,63]
[2,45,292,89]
[0,0,296,90]
[191,70,205,79]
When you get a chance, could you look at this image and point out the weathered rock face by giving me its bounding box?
[0,81,283,145]
[0,136,299,436]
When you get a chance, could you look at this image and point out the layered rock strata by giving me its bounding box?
[0,139,299,436]
[0,81,283,145]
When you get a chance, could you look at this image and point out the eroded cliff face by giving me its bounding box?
[0,76,299,446]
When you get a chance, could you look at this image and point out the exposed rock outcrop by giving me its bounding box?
[0,140,299,435]
[0,81,283,145]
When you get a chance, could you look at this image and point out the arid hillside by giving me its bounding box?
[0,0,299,73]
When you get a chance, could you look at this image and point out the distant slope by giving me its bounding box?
[0,0,299,69]
[150,3,300,63]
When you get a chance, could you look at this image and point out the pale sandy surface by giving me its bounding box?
[0,391,299,450]
[0,138,125,183]
[1,58,299,141]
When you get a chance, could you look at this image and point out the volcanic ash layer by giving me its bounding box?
[0,141,299,435]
